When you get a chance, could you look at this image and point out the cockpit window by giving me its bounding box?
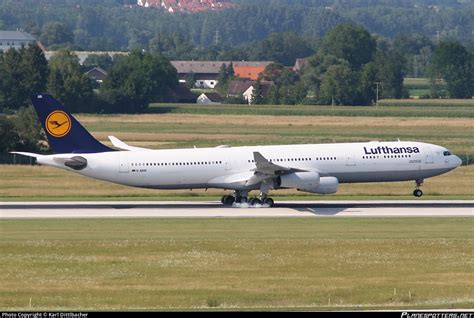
[443,151,452,156]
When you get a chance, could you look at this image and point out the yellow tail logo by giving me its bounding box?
[46,111,71,137]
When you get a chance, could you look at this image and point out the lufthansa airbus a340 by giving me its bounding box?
[13,94,462,207]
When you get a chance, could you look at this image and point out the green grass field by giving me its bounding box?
[1,218,472,311]
[147,103,474,118]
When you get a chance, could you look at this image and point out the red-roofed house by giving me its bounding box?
[233,61,273,80]
[137,0,236,13]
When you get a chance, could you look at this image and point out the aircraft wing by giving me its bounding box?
[252,151,308,175]
[208,152,317,189]
[108,136,152,151]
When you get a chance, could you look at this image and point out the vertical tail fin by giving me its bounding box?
[31,94,114,154]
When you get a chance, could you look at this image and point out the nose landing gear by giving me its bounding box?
[413,179,424,197]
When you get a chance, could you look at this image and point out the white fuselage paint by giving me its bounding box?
[37,141,462,191]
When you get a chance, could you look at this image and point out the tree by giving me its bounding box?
[0,107,47,153]
[100,50,178,113]
[184,71,197,89]
[21,45,49,95]
[266,85,280,105]
[319,64,357,105]
[0,116,20,152]
[322,24,376,71]
[11,106,48,152]
[259,63,303,104]
[0,45,49,111]
[1,48,28,110]
[278,81,307,105]
[40,22,74,48]
[392,33,434,77]
[375,49,407,99]
[358,62,378,105]
[47,50,94,112]
[430,41,473,98]
[251,80,265,105]
[83,54,114,71]
[216,62,234,95]
[302,53,349,101]
[217,63,229,87]
[250,32,314,66]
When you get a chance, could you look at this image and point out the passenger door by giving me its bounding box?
[345,153,356,166]
[423,147,434,164]
[119,161,129,173]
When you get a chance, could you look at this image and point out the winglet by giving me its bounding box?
[253,151,269,164]
[253,152,291,175]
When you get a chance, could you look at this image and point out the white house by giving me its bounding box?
[197,93,224,105]
[0,31,37,52]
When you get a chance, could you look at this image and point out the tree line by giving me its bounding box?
[0,24,472,154]
[218,25,472,105]
[0,0,472,52]
[0,24,472,114]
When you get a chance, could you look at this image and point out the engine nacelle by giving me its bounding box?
[278,172,320,191]
[306,176,339,194]
[278,173,338,194]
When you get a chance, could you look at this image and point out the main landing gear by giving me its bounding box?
[221,190,275,207]
[413,179,423,197]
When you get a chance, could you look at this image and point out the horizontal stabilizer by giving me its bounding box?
[108,136,152,151]
[10,151,43,159]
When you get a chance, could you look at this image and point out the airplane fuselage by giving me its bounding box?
[37,141,461,192]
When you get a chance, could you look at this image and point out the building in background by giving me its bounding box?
[84,67,108,85]
[137,0,236,13]
[197,92,224,104]
[171,60,273,89]
[227,80,273,104]
[0,30,43,52]
[233,61,273,81]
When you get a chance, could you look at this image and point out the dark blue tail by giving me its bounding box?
[31,94,114,154]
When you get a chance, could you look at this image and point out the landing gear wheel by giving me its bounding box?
[236,196,248,204]
[413,189,423,197]
[249,198,261,206]
[262,197,274,207]
[222,195,235,205]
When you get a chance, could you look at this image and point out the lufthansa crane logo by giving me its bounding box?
[45,111,71,137]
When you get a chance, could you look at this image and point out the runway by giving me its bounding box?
[1,200,473,218]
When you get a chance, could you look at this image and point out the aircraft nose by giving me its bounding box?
[453,155,462,167]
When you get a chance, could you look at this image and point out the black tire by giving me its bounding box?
[249,198,261,206]
[263,197,274,207]
[224,195,235,205]
[413,189,423,197]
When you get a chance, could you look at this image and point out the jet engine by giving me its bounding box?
[278,172,338,194]
[63,156,88,170]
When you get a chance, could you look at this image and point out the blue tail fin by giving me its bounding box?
[31,94,114,154]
